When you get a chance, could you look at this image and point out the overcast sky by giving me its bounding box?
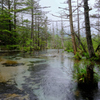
[40,0,66,20]
[39,0,96,34]
[40,0,95,21]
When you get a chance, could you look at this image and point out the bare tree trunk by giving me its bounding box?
[2,0,3,14]
[56,21,59,52]
[52,23,55,48]
[95,44,100,52]
[68,0,77,54]
[75,33,86,52]
[30,0,34,51]
[14,0,16,32]
[31,1,33,40]
[44,17,48,49]
[86,65,94,84]
[8,0,11,32]
[61,16,65,49]
[77,0,80,38]
[84,0,95,58]
[37,16,40,47]
[98,9,100,39]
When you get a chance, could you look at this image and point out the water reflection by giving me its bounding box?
[0,50,100,100]
[20,50,76,100]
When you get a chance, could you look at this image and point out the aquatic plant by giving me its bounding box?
[74,62,99,88]
[5,60,18,64]
[3,60,18,66]
[0,58,3,62]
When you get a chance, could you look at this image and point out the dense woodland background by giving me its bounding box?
[0,0,100,59]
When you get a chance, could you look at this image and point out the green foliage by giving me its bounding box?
[94,71,99,83]
[23,46,31,52]
[22,39,34,51]
[74,52,82,60]
[74,63,87,83]
[64,39,73,52]
[95,51,100,58]
[65,49,74,53]
[83,52,89,59]
[47,34,63,49]
[73,61,99,85]
[0,0,51,51]
[0,8,19,46]
[90,56,100,61]
[6,45,19,50]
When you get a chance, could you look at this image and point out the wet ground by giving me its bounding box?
[0,49,100,100]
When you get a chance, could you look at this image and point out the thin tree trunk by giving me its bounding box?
[37,16,40,47]
[61,16,65,49]
[84,0,95,58]
[95,44,100,52]
[98,9,100,39]
[77,0,80,38]
[56,21,59,52]
[31,3,33,40]
[2,0,3,14]
[44,17,48,49]
[75,33,86,52]
[8,0,11,32]
[14,0,16,32]
[52,23,55,48]
[30,0,34,51]
[68,0,77,54]
[86,65,94,84]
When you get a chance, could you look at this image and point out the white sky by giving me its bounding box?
[39,0,97,34]
[40,0,66,20]
[40,0,95,20]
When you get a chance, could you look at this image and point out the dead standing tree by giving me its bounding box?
[68,0,77,54]
[84,0,95,58]
[58,2,86,53]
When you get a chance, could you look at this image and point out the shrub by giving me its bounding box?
[74,63,87,83]
[74,62,99,87]
[83,52,89,59]
[74,52,82,60]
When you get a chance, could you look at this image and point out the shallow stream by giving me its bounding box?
[0,49,100,100]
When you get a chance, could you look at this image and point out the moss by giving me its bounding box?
[5,60,18,65]
[2,60,18,66]
[0,58,3,62]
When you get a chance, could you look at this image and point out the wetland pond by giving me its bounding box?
[0,49,100,100]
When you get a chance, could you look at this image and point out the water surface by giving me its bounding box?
[0,49,100,100]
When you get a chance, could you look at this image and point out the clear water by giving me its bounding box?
[0,49,100,100]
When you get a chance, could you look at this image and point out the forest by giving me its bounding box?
[0,0,100,59]
[0,0,51,51]
[0,0,100,100]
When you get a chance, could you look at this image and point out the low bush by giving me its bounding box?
[74,62,99,88]
[74,52,82,60]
